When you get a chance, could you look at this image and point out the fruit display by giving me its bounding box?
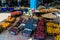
[39,9,48,13]
[38,7,59,13]
[46,22,60,35]
[34,31,45,40]
[9,18,23,34]
[11,11,22,16]
[6,16,15,22]
[47,27,53,34]
[34,20,45,40]
[9,18,27,35]
[55,35,60,40]
[47,8,59,12]
[41,13,56,19]
[0,6,60,40]
[46,22,59,27]
[0,22,10,29]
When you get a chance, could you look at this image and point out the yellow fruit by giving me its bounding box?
[46,22,54,27]
[53,28,60,34]
[6,16,15,22]
[1,22,10,28]
[47,27,53,34]
[6,16,11,20]
[53,24,59,27]
[58,24,60,28]
[39,9,48,13]
[55,35,60,40]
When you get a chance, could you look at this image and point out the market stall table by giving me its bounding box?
[0,13,29,40]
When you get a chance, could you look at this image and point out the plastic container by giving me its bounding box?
[23,28,32,37]
[25,18,36,31]
[8,7,14,11]
[9,27,19,35]
[1,7,7,11]
[34,31,45,40]
[34,19,45,40]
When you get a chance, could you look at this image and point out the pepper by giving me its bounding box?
[6,16,15,22]
[1,22,10,29]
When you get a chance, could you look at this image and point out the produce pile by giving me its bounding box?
[0,7,60,40]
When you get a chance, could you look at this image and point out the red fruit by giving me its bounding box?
[38,22,44,25]
[11,12,16,16]
[34,32,45,39]
[37,26,44,31]
[38,32,45,39]
[16,11,21,15]
[39,20,44,22]
[38,20,44,25]
[34,31,40,36]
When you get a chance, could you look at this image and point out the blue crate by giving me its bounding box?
[25,22,36,31]
[1,7,7,11]
[8,8,14,11]
[25,18,38,31]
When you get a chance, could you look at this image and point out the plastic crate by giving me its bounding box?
[23,28,32,37]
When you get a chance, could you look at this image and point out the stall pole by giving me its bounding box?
[30,0,38,9]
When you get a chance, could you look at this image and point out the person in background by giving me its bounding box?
[43,0,54,8]
[20,0,29,7]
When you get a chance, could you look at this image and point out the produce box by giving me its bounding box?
[9,27,19,35]
[23,28,32,37]
[46,21,60,35]
[34,19,45,40]
[1,7,7,11]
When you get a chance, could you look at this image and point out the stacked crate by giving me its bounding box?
[23,18,38,37]
[34,20,45,40]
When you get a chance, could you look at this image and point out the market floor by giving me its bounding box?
[0,13,28,40]
[0,30,28,40]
